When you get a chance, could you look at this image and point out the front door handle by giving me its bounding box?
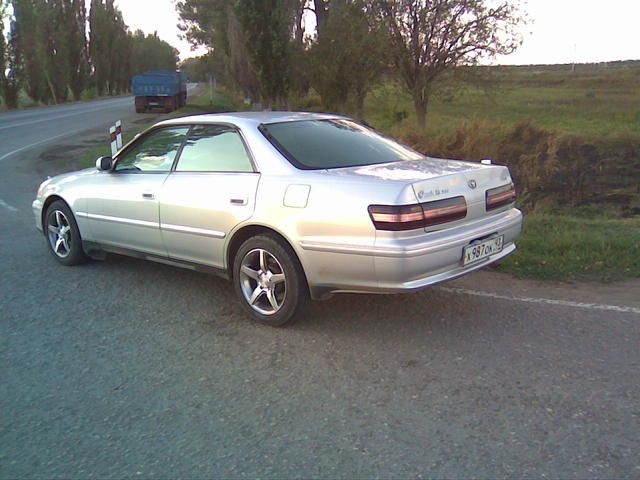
[230,197,247,206]
[142,192,155,200]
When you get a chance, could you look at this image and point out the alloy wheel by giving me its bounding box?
[47,210,72,258]
[239,248,287,315]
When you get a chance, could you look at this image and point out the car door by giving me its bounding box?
[159,124,260,268]
[87,126,190,256]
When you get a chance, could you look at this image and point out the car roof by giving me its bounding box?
[157,111,345,129]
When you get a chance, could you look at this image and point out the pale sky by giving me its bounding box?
[114,0,207,60]
[3,0,638,65]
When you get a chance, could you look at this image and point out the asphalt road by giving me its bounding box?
[1,97,639,479]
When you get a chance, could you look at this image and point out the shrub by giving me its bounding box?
[396,121,640,214]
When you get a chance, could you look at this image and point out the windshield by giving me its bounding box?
[260,119,423,169]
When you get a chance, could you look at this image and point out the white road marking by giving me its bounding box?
[438,286,640,315]
[0,198,19,213]
[0,125,94,162]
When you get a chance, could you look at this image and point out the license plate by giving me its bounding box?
[463,235,504,266]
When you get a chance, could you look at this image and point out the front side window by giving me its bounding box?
[115,127,189,172]
[175,125,253,173]
[261,119,423,169]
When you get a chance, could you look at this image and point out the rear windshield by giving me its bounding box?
[260,119,423,169]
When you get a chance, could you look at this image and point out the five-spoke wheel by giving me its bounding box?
[47,210,72,258]
[239,248,287,315]
[233,234,308,326]
[44,200,87,266]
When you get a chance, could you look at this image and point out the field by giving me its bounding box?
[364,63,640,139]
[80,63,639,282]
[380,65,640,281]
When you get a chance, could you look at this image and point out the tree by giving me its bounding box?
[235,0,292,108]
[89,0,132,95]
[131,30,179,76]
[311,0,330,37]
[375,0,524,128]
[66,0,89,100]
[177,0,259,97]
[41,0,71,103]
[0,1,5,103]
[309,0,387,117]
[12,0,49,102]
[180,53,224,82]
[1,2,20,108]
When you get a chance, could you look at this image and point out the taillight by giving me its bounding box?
[421,196,467,227]
[486,183,516,211]
[369,196,467,231]
[368,204,425,231]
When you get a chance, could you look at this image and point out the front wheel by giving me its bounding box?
[233,235,308,326]
[44,200,87,266]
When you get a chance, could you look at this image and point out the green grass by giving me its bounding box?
[363,65,640,140]
[497,213,640,281]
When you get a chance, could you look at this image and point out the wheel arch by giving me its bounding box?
[226,224,309,285]
[41,194,69,232]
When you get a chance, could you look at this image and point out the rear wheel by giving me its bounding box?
[233,235,308,326]
[44,200,87,266]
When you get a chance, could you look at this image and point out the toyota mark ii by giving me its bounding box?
[33,112,522,325]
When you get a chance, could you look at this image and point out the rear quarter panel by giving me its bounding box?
[244,173,416,291]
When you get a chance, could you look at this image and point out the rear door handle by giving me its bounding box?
[230,198,247,206]
[142,192,155,199]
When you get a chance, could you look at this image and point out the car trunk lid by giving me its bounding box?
[326,157,513,231]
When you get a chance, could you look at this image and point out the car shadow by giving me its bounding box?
[87,253,498,343]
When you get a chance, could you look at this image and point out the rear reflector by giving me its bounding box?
[369,196,467,231]
[486,183,516,211]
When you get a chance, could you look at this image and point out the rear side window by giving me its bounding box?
[175,125,253,173]
[115,127,189,172]
[261,119,422,169]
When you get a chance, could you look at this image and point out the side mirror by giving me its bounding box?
[96,156,113,171]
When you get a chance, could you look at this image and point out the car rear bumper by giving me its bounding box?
[301,208,523,299]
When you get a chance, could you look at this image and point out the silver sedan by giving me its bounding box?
[33,112,522,325]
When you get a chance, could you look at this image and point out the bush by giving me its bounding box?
[396,121,640,214]
[81,87,99,101]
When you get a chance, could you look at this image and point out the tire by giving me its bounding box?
[44,200,87,266]
[233,234,309,326]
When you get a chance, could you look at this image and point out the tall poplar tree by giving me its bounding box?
[235,0,291,108]
[67,0,89,100]
[0,1,6,103]
[12,0,49,102]
[1,2,20,108]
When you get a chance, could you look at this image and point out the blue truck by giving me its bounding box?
[132,70,188,113]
